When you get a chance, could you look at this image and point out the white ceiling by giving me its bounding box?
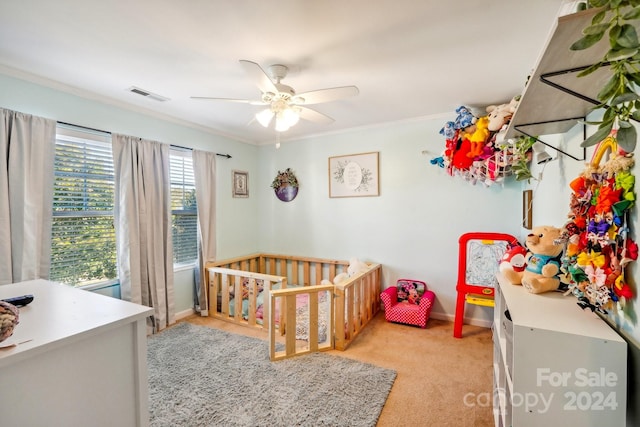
[0,0,574,144]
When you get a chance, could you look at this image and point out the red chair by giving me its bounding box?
[381,279,436,328]
[453,232,518,338]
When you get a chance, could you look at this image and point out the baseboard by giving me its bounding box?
[430,311,493,329]
[176,308,195,320]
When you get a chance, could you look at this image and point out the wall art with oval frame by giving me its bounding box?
[328,151,379,198]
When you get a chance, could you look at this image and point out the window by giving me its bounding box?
[170,148,198,265]
[50,125,116,287]
[50,127,197,287]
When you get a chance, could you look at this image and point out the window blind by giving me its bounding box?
[50,126,116,286]
[170,148,198,265]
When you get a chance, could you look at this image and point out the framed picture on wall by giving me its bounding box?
[328,151,379,198]
[232,170,249,198]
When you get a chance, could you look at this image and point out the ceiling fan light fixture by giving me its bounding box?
[275,119,290,132]
[281,107,300,126]
[273,106,300,132]
[194,60,357,133]
[256,108,274,127]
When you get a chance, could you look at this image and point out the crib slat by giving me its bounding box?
[247,278,257,326]
[308,291,319,353]
[334,286,346,350]
[234,275,242,322]
[261,280,270,329]
[279,278,287,336]
[346,285,355,338]
[221,274,230,316]
[208,270,219,314]
[278,258,286,279]
[285,294,297,357]
[268,289,277,361]
[293,260,300,285]
[303,261,310,286]
[362,274,372,321]
[259,256,266,275]
[314,262,322,286]
[358,279,364,327]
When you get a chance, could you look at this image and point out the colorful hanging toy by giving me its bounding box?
[431,98,528,186]
[561,131,636,314]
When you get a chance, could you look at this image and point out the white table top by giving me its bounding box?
[497,273,624,342]
[0,279,153,367]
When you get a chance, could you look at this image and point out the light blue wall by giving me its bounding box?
[0,71,261,316]
[255,121,523,324]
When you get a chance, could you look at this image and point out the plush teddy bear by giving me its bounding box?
[485,96,520,132]
[501,226,565,294]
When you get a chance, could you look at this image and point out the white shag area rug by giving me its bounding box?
[147,322,396,427]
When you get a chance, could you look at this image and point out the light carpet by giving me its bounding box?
[147,322,397,427]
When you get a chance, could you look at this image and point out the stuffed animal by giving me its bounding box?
[329,273,349,285]
[439,121,457,140]
[451,139,474,170]
[466,115,491,158]
[430,156,445,168]
[499,245,528,275]
[486,96,520,132]
[347,257,370,277]
[501,226,565,294]
[321,258,370,285]
[453,106,476,131]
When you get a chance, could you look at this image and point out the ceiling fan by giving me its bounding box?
[191,60,359,132]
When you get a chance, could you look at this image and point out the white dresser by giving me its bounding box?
[493,273,627,427]
[0,279,153,427]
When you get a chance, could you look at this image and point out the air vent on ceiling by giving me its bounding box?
[127,86,170,102]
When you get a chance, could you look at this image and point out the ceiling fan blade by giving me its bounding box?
[190,96,266,106]
[293,86,359,105]
[239,60,278,94]
[298,106,334,124]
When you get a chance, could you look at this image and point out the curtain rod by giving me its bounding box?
[57,120,232,159]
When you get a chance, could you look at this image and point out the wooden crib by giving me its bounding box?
[205,253,382,360]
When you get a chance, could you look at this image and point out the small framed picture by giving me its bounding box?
[232,170,249,198]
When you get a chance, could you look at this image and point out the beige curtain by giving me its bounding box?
[112,134,174,332]
[0,108,55,285]
[192,149,216,316]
